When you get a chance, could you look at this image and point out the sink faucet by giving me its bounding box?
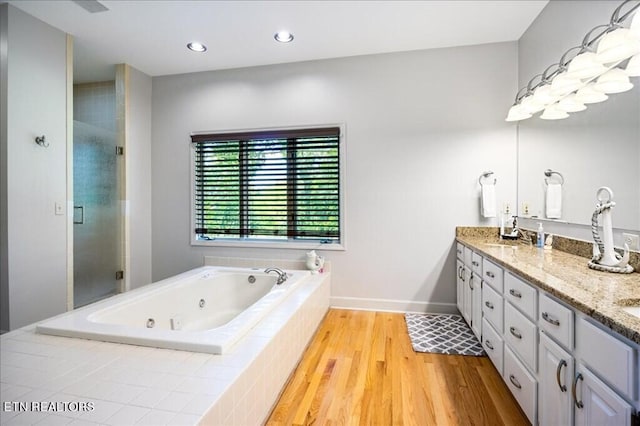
[264,267,288,285]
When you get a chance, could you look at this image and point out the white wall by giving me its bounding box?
[152,42,518,312]
[1,4,68,329]
[126,66,153,289]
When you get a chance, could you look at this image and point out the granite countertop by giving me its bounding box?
[455,230,640,345]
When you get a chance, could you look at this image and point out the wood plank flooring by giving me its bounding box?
[266,309,529,426]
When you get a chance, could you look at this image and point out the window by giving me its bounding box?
[191,126,343,249]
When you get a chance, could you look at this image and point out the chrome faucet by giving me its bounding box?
[264,267,288,285]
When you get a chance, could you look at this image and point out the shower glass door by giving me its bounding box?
[73,120,121,307]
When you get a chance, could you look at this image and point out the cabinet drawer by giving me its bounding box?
[539,293,573,350]
[482,283,503,333]
[482,318,503,375]
[456,242,464,260]
[482,259,503,293]
[504,346,537,425]
[471,252,483,275]
[504,302,537,372]
[464,246,473,267]
[576,317,636,400]
[504,272,537,320]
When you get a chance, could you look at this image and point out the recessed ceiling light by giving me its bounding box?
[274,31,294,43]
[187,42,207,52]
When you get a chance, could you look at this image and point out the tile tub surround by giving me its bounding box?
[456,231,640,345]
[0,272,330,425]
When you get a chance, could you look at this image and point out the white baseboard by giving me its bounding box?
[330,296,458,314]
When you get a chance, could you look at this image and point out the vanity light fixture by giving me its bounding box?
[540,103,570,120]
[575,83,609,103]
[274,31,294,43]
[625,53,640,75]
[506,0,640,122]
[593,67,634,93]
[557,93,587,112]
[187,41,207,52]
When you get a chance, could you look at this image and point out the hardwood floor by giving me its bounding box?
[266,309,529,426]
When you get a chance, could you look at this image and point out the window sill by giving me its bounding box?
[191,239,346,251]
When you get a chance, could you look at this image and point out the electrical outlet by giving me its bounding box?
[54,202,64,216]
[504,202,511,215]
[522,202,530,216]
[623,233,639,251]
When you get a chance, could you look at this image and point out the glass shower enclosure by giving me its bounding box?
[73,120,121,307]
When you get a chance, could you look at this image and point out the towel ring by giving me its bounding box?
[478,171,496,186]
[544,169,564,186]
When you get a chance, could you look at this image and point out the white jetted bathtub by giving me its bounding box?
[36,266,311,354]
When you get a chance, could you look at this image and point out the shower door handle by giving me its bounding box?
[74,206,84,224]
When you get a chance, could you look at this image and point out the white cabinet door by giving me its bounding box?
[462,267,472,325]
[574,364,633,426]
[539,332,573,426]
[456,259,464,314]
[471,273,482,339]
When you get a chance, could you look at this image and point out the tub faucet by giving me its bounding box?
[264,267,288,285]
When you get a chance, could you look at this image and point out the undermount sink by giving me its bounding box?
[617,299,640,319]
[485,243,518,249]
[622,306,640,319]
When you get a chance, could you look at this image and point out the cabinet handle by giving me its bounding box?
[509,374,522,390]
[485,271,495,278]
[572,373,584,409]
[469,276,474,290]
[484,301,494,310]
[461,268,466,282]
[542,312,561,327]
[458,266,462,280]
[509,326,522,339]
[472,261,480,267]
[509,288,522,298]
[485,339,494,350]
[556,359,567,392]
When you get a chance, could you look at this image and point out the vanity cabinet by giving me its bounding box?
[471,273,482,338]
[574,364,634,426]
[539,331,574,426]
[455,240,639,426]
[457,243,482,340]
[456,259,464,314]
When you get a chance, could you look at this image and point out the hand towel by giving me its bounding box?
[546,183,562,219]
[481,183,497,218]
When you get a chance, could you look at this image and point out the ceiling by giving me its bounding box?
[7,0,548,83]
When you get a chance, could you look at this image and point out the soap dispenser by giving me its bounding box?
[536,223,544,248]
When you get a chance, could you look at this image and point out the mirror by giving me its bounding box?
[516,0,640,232]
[517,86,640,231]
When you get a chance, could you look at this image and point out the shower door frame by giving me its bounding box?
[65,55,130,310]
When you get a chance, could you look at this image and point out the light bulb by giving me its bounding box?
[540,104,569,120]
[557,94,587,112]
[593,68,634,93]
[565,52,607,80]
[575,83,609,103]
[505,104,532,122]
[595,28,640,65]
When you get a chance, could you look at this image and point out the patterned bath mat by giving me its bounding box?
[404,313,485,356]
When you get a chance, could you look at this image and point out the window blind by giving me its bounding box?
[192,127,341,243]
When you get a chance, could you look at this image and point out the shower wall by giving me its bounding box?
[73,81,121,307]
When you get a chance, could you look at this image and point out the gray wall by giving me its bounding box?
[0,5,153,330]
[1,4,68,329]
[127,66,153,289]
[1,4,9,332]
[152,42,519,312]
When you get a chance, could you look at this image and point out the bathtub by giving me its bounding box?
[36,266,311,354]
